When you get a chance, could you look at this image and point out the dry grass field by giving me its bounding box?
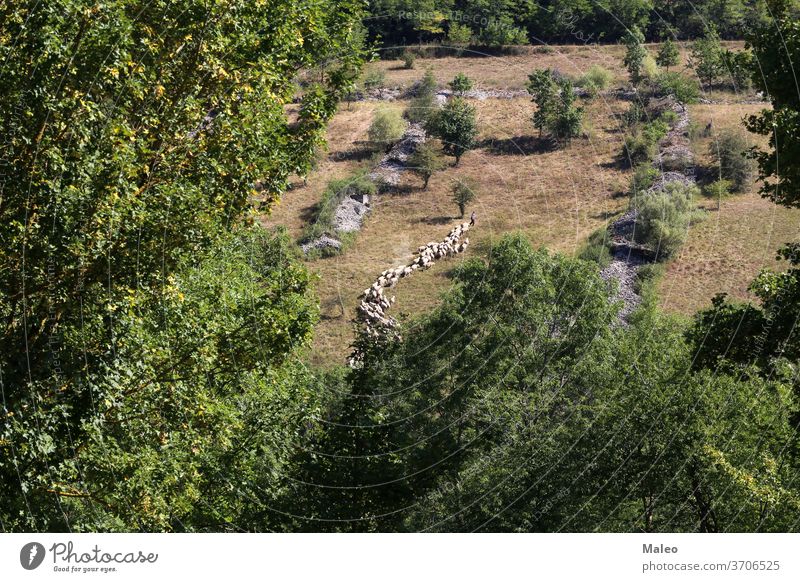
[264,43,797,368]
[657,102,800,314]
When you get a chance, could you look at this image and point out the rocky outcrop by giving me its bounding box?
[368,122,427,187]
[601,94,696,323]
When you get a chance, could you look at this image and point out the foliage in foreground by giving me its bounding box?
[281,234,800,532]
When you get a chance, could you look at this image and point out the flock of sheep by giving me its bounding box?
[349,221,472,365]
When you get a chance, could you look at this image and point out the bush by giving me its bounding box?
[302,172,376,246]
[622,101,646,127]
[368,107,407,150]
[578,227,613,268]
[401,51,416,69]
[578,65,613,95]
[451,177,479,217]
[629,163,660,198]
[704,178,732,206]
[642,54,659,80]
[642,119,668,143]
[449,72,474,94]
[362,67,386,90]
[652,71,700,103]
[623,134,657,167]
[634,182,701,260]
[709,129,755,192]
[659,109,678,125]
[633,263,665,294]
[406,69,438,124]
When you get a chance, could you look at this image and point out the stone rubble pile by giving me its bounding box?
[368,122,428,187]
[601,94,697,323]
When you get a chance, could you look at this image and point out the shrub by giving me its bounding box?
[704,178,732,208]
[622,101,646,127]
[642,119,668,143]
[642,54,659,80]
[623,134,657,167]
[368,107,407,151]
[633,263,665,294]
[302,172,376,246]
[406,69,438,124]
[451,177,479,217]
[629,163,660,198]
[578,227,613,268]
[449,72,474,95]
[634,182,701,260]
[578,65,613,95]
[653,71,700,103]
[408,142,445,189]
[709,129,755,192]
[362,67,386,90]
[401,51,416,70]
[659,109,679,125]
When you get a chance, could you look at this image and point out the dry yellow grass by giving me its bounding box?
[269,93,631,367]
[265,46,788,368]
[657,102,800,315]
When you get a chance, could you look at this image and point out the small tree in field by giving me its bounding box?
[407,69,438,124]
[709,129,756,192]
[690,30,725,86]
[408,142,445,189]
[526,68,584,144]
[427,97,477,165]
[656,38,680,71]
[449,73,474,95]
[623,27,648,85]
[451,177,478,217]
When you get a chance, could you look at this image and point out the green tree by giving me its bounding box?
[526,69,584,144]
[406,69,438,124]
[709,129,756,192]
[745,10,800,208]
[690,29,725,85]
[408,142,445,189]
[691,4,800,394]
[449,72,474,95]
[368,107,407,151]
[0,0,365,531]
[427,97,478,164]
[656,38,680,70]
[451,177,478,216]
[623,26,648,85]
